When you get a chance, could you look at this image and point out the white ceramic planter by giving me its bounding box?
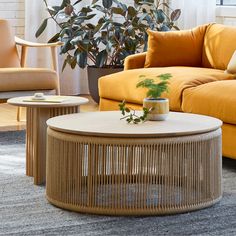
[143,98,169,121]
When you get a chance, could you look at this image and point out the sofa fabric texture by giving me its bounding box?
[144,25,208,68]
[0,68,58,92]
[99,67,234,111]
[0,20,20,68]
[202,24,236,70]
[182,80,236,124]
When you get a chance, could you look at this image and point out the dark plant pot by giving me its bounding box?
[87,66,123,103]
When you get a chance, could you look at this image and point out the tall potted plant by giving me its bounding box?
[37,0,181,103]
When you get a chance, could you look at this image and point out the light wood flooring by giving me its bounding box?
[0,95,98,132]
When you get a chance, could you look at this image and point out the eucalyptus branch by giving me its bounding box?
[119,100,152,124]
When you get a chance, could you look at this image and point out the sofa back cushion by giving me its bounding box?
[0,19,20,68]
[202,24,236,70]
[144,25,208,68]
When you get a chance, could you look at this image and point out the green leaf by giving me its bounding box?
[92,5,106,13]
[73,0,82,5]
[111,7,124,15]
[35,18,48,38]
[173,25,180,30]
[60,40,72,53]
[48,33,60,43]
[70,36,81,45]
[155,9,165,23]
[62,59,68,72]
[115,1,127,11]
[77,51,87,68]
[81,7,93,13]
[95,50,108,67]
[102,0,112,9]
[160,25,170,31]
[125,107,130,113]
[60,0,70,9]
[134,118,141,123]
[171,9,181,21]
[128,6,136,17]
[85,14,96,20]
[101,21,112,30]
[94,23,103,34]
[71,57,77,69]
[52,6,61,12]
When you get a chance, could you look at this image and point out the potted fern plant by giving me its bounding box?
[37,0,180,103]
[136,73,172,121]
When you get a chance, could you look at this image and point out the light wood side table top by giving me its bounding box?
[8,95,88,108]
[7,95,89,185]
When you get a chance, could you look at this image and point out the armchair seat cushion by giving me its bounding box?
[182,80,236,124]
[0,68,58,92]
[99,66,234,111]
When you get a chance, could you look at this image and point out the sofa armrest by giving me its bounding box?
[124,52,146,70]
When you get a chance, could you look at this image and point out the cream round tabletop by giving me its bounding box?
[7,95,88,108]
[47,111,222,138]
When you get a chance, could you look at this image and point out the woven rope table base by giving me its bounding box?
[46,128,222,216]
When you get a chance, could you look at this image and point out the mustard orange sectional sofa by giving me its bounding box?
[99,23,236,159]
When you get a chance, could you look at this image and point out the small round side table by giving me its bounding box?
[8,96,88,185]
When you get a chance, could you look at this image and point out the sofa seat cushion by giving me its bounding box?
[99,66,234,111]
[182,80,236,124]
[0,68,58,92]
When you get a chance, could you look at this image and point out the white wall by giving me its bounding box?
[0,0,25,38]
[216,6,236,26]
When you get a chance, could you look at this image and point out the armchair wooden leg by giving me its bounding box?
[17,107,22,122]
[51,46,60,95]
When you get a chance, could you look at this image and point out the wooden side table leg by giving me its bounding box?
[26,107,33,176]
[26,106,80,185]
[17,107,22,122]
[25,107,50,184]
[33,106,80,185]
[33,108,49,185]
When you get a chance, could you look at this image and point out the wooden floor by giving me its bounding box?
[0,95,98,132]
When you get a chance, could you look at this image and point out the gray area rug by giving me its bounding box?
[1,131,236,236]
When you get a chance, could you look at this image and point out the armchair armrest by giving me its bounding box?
[15,37,63,95]
[15,36,63,48]
[124,52,146,70]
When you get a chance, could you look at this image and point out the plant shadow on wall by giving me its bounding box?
[37,0,181,103]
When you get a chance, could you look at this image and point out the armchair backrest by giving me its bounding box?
[202,24,236,70]
[0,19,20,68]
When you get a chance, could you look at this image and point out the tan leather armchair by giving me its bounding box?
[0,19,62,120]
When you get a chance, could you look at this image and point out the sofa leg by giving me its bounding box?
[17,107,22,122]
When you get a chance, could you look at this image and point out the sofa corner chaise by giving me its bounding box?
[99,23,236,159]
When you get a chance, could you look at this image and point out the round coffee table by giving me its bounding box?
[7,96,88,185]
[46,111,222,215]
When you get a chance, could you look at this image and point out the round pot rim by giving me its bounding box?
[87,65,124,69]
[144,98,169,102]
